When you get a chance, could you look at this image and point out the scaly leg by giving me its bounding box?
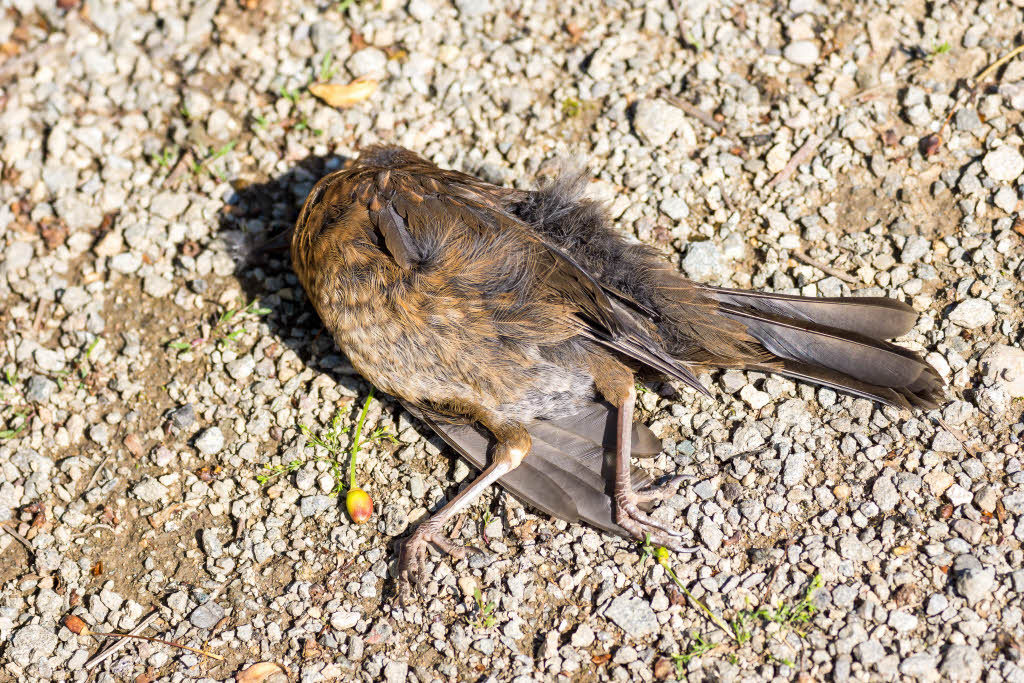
[397,425,530,604]
[613,385,697,553]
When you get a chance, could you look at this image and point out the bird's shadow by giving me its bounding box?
[219,153,348,377]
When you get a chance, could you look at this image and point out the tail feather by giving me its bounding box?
[698,285,918,340]
[712,302,942,409]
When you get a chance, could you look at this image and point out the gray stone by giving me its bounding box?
[783,451,806,486]
[945,484,972,507]
[189,601,225,629]
[194,427,225,455]
[955,567,994,605]
[25,375,57,402]
[783,40,820,66]
[948,299,994,328]
[603,593,659,637]
[201,529,222,558]
[132,477,169,503]
[454,0,490,16]
[149,192,190,220]
[900,235,930,264]
[300,495,335,517]
[854,639,885,665]
[347,48,388,77]
[109,252,142,274]
[1003,490,1024,514]
[89,423,110,445]
[571,624,595,648]
[872,474,899,512]
[699,517,723,552]
[982,144,1024,182]
[34,347,65,372]
[994,186,1018,213]
[888,609,918,632]
[4,241,34,272]
[682,241,724,281]
[8,624,59,666]
[940,644,983,681]
[633,99,691,148]
[659,196,689,221]
[169,403,196,430]
[227,355,255,381]
[383,661,409,683]
[143,274,174,298]
[981,344,1024,398]
[55,194,102,230]
[900,654,938,678]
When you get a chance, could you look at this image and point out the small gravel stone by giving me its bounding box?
[633,99,691,148]
[132,477,169,503]
[169,403,196,430]
[783,40,820,65]
[189,601,225,629]
[947,299,994,328]
[604,593,659,637]
[347,48,388,77]
[981,344,1024,398]
[955,567,994,605]
[982,144,1024,182]
[194,427,225,455]
[143,274,174,298]
[300,495,335,517]
[682,241,724,281]
[940,644,983,681]
[25,375,57,402]
[201,529,223,558]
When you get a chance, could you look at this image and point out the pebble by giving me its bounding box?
[603,594,659,637]
[143,274,174,298]
[300,495,335,517]
[783,40,820,66]
[982,144,1024,182]
[132,477,169,503]
[189,601,225,629]
[633,99,690,148]
[194,427,225,455]
[25,375,57,402]
[682,241,724,281]
[940,644,983,681]
[955,567,994,605]
[981,344,1024,398]
[947,299,995,328]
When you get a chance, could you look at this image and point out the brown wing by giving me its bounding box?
[313,147,714,397]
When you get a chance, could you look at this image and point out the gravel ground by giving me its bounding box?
[2,0,1024,681]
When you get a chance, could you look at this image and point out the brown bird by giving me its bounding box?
[290,145,942,600]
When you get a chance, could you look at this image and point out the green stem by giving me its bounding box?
[656,547,737,642]
[349,387,374,489]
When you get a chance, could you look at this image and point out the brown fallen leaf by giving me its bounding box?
[236,662,290,683]
[309,78,378,108]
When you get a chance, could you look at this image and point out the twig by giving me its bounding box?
[757,237,861,285]
[75,615,225,667]
[83,611,160,670]
[654,547,737,642]
[0,523,34,555]
[84,455,111,492]
[662,94,724,133]
[766,135,821,189]
[935,416,977,457]
[666,0,687,49]
[974,43,1024,88]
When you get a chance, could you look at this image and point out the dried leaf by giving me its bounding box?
[591,653,612,665]
[63,615,91,635]
[653,657,674,679]
[237,662,290,683]
[124,433,144,458]
[91,561,104,576]
[309,79,378,108]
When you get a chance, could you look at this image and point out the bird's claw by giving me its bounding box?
[615,478,696,554]
[397,523,480,605]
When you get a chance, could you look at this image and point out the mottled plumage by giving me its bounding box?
[291,145,943,600]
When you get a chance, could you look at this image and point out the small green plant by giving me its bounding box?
[180,104,192,120]
[730,574,823,642]
[251,112,269,131]
[279,86,301,106]
[670,631,716,677]
[167,301,271,353]
[562,97,581,118]
[153,145,179,168]
[932,41,952,57]
[470,587,497,629]
[337,0,355,12]
[0,370,31,441]
[318,52,337,82]
[257,389,395,503]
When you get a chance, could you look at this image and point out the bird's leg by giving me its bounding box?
[613,385,697,553]
[397,425,530,603]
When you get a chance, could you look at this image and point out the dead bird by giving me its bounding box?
[290,145,943,601]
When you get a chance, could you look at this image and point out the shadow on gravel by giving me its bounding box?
[219,154,355,382]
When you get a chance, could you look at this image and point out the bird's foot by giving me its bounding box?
[615,476,697,554]
[397,521,481,605]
